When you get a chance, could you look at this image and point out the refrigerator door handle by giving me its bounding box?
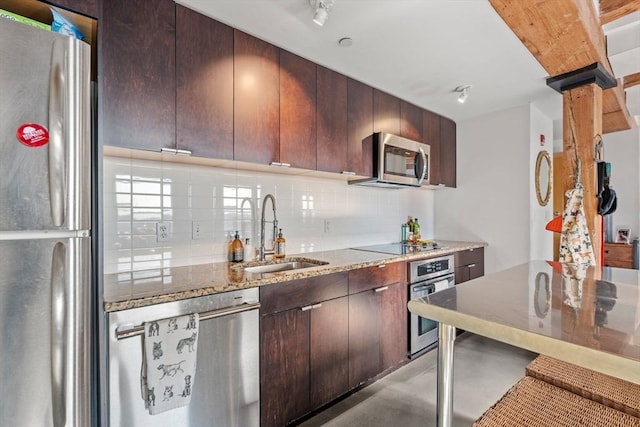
[50,242,67,427]
[48,38,66,227]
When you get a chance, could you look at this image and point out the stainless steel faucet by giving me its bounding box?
[259,194,278,261]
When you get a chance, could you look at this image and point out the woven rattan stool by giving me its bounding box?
[526,355,640,417]
[473,376,640,426]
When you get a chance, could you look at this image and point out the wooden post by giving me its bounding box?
[561,84,603,264]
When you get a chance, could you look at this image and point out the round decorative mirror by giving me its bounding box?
[535,151,551,206]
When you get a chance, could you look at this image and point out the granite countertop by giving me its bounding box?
[104,240,486,312]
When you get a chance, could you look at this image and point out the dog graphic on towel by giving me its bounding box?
[143,313,199,415]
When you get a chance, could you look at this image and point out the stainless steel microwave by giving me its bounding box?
[350,132,430,188]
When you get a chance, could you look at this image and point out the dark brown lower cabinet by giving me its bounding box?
[454,247,485,284]
[260,274,349,427]
[349,281,407,389]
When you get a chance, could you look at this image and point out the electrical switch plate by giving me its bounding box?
[323,219,331,234]
[192,221,201,240]
[156,222,171,242]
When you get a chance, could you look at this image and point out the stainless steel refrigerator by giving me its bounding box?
[0,17,92,427]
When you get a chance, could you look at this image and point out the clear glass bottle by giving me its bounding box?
[230,230,244,262]
[275,228,286,258]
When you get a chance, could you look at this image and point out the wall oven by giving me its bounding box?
[408,255,455,356]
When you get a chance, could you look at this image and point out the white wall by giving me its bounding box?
[102,156,435,274]
[434,104,552,274]
[529,104,554,260]
[603,128,640,241]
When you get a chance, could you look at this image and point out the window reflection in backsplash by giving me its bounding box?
[103,156,434,274]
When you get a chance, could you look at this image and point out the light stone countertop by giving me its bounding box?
[104,240,485,312]
[408,260,640,385]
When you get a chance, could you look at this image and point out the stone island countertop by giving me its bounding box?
[104,240,485,312]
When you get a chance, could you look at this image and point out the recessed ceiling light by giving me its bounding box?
[338,37,353,47]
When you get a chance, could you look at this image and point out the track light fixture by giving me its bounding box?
[310,0,334,27]
[455,85,472,104]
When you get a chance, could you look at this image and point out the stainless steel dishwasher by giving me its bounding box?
[107,288,260,427]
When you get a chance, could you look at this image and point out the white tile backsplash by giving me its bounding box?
[102,156,435,273]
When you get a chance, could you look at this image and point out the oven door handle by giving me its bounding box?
[411,285,432,293]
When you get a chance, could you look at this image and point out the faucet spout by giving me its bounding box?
[259,194,278,261]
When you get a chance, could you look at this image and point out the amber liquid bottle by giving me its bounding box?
[230,230,244,262]
[275,228,286,258]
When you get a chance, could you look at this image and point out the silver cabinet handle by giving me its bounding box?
[378,264,387,268]
[375,286,389,293]
[300,303,322,312]
[341,171,356,176]
[115,302,261,340]
[49,38,65,227]
[468,264,476,268]
[270,161,291,167]
[50,242,67,427]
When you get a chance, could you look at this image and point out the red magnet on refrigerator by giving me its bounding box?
[16,123,49,147]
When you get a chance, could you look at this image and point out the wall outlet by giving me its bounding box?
[192,221,201,240]
[156,222,171,242]
[323,219,331,234]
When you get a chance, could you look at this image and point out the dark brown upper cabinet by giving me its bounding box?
[176,6,233,159]
[440,117,457,187]
[316,66,348,174]
[233,30,279,164]
[347,79,373,177]
[400,100,423,142]
[423,109,441,186]
[101,0,176,151]
[48,0,98,18]
[279,51,317,170]
[373,89,401,135]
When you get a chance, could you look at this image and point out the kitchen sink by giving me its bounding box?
[239,258,328,274]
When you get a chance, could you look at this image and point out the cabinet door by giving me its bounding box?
[347,78,373,176]
[468,262,485,281]
[176,7,233,159]
[440,117,457,187]
[310,297,349,408]
[317,66,348,173]
[233,30,279,164]
[400,101,423,142]
[261,309,310,427]
[48,0,98,18]
[348,290,381,389]
[379,282,408,370]
[280,50,316,169]
[373,89,401,135]
[423,109,441,185]
[454,266,471,285]
[101,0,175,151]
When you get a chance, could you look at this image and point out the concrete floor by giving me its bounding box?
[300,333,537,427]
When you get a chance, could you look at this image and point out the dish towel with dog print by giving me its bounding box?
[141,313,199,415]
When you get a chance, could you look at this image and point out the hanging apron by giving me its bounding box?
[559,183,596,266]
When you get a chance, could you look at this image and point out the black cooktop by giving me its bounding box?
[351,242,442,255]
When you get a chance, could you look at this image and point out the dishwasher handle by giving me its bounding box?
[115,302,261,340]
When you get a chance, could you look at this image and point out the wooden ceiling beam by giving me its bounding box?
[489,0,635,133]
[624,72,640,89]
[599,0,640,25]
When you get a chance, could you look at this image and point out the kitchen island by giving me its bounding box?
[408,260,640,427]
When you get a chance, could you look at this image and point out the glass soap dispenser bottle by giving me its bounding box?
[275,228,286,258]
[230,230,244,262]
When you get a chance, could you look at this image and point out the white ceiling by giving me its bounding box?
[177,0,638,127]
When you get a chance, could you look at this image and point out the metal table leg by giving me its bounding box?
[437,323,456,427]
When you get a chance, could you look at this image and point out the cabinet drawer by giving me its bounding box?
[348,262,405,294]
[455,247,484,267]
[604,244,633,262]
[604,258,632,268]
[260,272,348,315]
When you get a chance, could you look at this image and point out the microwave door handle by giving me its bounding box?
[417,147,427,185]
